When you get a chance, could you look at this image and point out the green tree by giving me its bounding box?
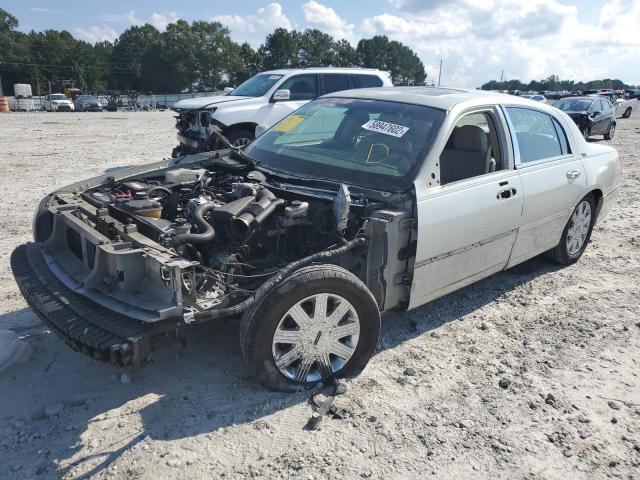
[259,28,299,69]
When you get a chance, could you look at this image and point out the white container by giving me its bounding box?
[15,98,35,111]
[165,168,207,184]
[13,83,33,98]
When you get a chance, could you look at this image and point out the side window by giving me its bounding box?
[277,75,317,101]
[320,74,350,95]
[439,111,503,185]
[551,118,570,155]
[352,75,383,88]
[505,107,564,163]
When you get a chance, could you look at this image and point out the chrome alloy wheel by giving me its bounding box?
[271,293,360,383]
[566,200,592,255]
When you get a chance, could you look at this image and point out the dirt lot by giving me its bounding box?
[0,110,638,480]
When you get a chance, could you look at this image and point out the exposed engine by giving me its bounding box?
[79,160,367,315]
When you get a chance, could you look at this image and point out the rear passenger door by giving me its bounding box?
[504,107,587,267]
[318,74,351,96]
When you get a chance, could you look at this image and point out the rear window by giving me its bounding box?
[352,75,384,88]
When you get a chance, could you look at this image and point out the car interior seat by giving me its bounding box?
[440,125,491,184]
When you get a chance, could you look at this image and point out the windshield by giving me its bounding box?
[245,98,445,191]
[230,73,284,97]
[51,94,66,100]
[554,98,593,111]
[77,96,95,101]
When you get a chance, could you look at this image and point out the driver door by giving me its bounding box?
[258,74,318,131]
[409,108,522,308]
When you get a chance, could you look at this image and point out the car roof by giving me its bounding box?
[260,67,388,76]
[322,86,558,111]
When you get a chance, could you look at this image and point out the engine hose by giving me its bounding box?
[172,202,218,246]
[148,186,172,197]
[193,237,367,322]
[231,188,284,237]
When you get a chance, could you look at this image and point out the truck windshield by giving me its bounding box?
[245,98,445,191]
[230,73,284,97]
[50,94,66,100]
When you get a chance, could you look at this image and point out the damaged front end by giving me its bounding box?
[12,151,413,366]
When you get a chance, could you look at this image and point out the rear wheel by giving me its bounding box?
[623,107,632,118]
[545,194,596,265]
[240,264,380,391]
[604,122,615,140]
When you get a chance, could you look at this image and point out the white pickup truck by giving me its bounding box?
[170,68,393,157]
[614,96,637,118]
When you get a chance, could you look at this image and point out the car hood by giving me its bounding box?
[172,95,255,110]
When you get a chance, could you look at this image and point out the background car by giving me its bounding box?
[170,67,393,156]
[553,96,616,139]
[43,93,74,112]
[74,95,103,112]
[521,94,547,102]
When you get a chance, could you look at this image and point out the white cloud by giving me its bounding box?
[302,1,355,42]
[101,10,141,25]
[362,0,640,87]
[150,12,180,31]
[100,10,179,31]
[212,3,292,47]
[73,25,118,43]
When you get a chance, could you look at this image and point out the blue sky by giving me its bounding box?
[3,0,638,87]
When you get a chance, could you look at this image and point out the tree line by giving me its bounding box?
[0,8,426,96]
[481,75,638,93]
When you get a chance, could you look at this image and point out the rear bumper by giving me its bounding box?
[11,243,177,366]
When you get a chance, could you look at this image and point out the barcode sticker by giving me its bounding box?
[361,120,409,138]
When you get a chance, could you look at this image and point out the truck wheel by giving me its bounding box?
[623,107,632,118]
[604,123,615,140]
[545,194,595,265]
[240,264,380,392]
[225,128,254,147]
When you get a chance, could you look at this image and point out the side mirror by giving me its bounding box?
[223,87,234,94]
[272,89,291,102]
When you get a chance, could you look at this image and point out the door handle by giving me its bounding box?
[497,188,517,200]
[566,170,581,180]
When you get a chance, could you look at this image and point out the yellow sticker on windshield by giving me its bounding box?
[273,115,305,132]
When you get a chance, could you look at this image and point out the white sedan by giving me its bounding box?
[13,87,621,391]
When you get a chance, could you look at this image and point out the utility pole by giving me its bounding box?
[437,59,443,87]
[500,69,504,83]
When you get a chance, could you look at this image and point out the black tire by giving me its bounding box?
[240,264,381,392]
[581,126,590,140]
[545,194,596,265]
[623,107,632,118]
[604,122,615,140]
[225,127,254,147]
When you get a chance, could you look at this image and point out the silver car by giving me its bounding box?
[12,88,621,391]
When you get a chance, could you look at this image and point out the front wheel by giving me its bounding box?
[240,264,380,391]
[581,126,590,140]
[604,123,615,140]
[225,128,254,148]
[545,194,596,265]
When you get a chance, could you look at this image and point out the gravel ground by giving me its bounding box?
[0,110,638,480]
